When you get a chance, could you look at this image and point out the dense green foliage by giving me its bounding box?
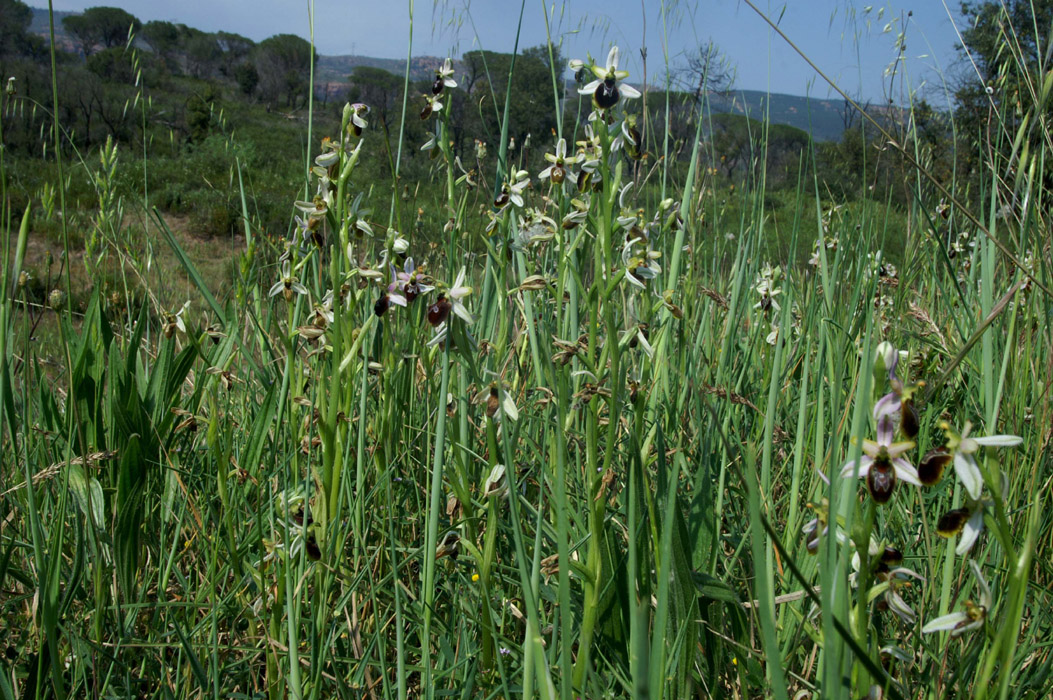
[1,2,1051,699]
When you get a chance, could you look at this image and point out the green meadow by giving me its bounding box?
[0,1,1051,698]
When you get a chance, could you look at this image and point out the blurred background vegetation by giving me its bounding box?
[0,0,1047,304]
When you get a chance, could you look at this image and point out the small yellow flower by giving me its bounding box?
[472,573,480,582]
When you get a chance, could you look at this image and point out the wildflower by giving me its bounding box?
[162,301,190,339]
[753,263,782,313]
[495,170,530,209]
[427,296,451,327]
[481,383,518,422]
[483,464,508,498]
[852,546,924,625]
[294,192,329,220]
[872,342,922,439]
[48,288,66,311]
[618,325,653,358]
[838,413,920,504]
[474,138,487,159]
[922,560,991,637]
[420,93,444,120]
[577,46,641,110]
[447,267,473,323]
[432,57,457,93]
[936,503,985,555]
[939,420,1022,500]
[394,257,433,303]
[917,447,953,486]
[269,261,309,301]
[349,102,369,136]
[5,76,14,96]
[374,293,396,317]
[802,500,849,553]
[538,138,582,185]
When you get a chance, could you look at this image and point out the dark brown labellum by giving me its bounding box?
[427,295,451,326]
[577,169,592,192]
[593,77,620,109]
[432,77,445,95]
[937,508,971,537]
[867,459,896,504]
[374,294,391,317]
[918,448,951,486]
[900,398,920,439]
[405,282,420,303]
[880,546,904,566]
[551,165,565,184]
[304,532,321,560]
[494,191,510,208]
[486,386,500,418]
[420,103,433,120]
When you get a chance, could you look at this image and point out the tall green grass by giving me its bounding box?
[0,1,1050,698]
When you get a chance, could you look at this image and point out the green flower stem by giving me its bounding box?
[420,337,451,698]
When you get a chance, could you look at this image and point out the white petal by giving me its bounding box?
[970,560,991,607]
[500,389,518,422]
[873,392,900,422]
[578,80,601,96]
[955,509,984,555]
[839,455,874,480]
[893,458,921,487]
[950,618,984,638]
[954,452,984,500]
[606,46,619,71]
[922,611,969,634]
[620,83,642,99]
[452,302,474,324]
[971,434,1022,447]
[268,281,285,298]
[636,331,654,359]
[887,590,916,624]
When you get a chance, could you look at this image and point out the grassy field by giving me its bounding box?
[1,3,1051,699]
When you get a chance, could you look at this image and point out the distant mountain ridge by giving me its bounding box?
[319,53,871,141]
[29,7,867,141]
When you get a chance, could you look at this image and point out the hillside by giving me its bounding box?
[28,5,865,142]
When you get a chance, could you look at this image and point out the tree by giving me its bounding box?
[461,45,562,155]
[677,41,735,102]
[234,62,259,96]
[0,0,32,57]
[955,1,1052,182]
[216,32,254,76]
[62,6,141,56]
[349,66,402,129]
[142,20,181,69]
[186,32,221,78]
[255,34,316,107]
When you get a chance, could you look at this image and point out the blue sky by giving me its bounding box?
[43,0,973,104]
